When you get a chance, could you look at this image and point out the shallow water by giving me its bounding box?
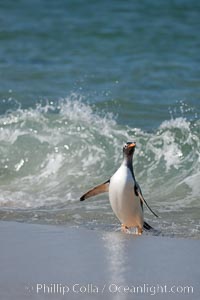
[0,0,200,238]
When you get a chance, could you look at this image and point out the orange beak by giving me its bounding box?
[127,142,136,148]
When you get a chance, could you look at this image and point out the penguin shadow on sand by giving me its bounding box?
[80,142,161,236]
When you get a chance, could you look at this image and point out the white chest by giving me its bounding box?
[108,165,143,227]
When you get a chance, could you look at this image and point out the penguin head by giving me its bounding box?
[123,142,136,156]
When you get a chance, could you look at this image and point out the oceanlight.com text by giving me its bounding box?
[26,282,194,296]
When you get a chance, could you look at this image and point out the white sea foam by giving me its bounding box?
[160,117,190,130]
[0,96,199,237]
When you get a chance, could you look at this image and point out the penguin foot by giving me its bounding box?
[121,225,143,235]
[121,224,130,233]
[137,227,143,235]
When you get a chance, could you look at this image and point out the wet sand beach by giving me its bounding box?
[0,221,199,300]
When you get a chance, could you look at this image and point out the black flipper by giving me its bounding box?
[80,180,110,201]
[135,182,159,218]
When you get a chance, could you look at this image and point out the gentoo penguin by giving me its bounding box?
[80,142,158,234]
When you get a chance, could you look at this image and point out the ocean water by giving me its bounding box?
[0,0,200,238]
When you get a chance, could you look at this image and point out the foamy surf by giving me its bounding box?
[0,95,199,238]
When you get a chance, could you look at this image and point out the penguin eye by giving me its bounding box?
[124,144,127,149]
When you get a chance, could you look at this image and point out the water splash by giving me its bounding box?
[0,95,199,238]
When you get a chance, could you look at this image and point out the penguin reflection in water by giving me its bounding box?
[80,142,158,235]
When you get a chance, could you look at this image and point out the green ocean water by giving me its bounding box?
[0,0,200,238]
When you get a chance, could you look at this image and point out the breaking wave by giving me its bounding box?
[0,94,199,237]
